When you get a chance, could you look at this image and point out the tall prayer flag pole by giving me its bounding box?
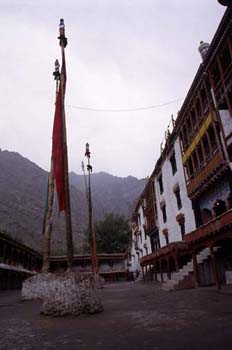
[85,143,98,273]
[41,59,60,272]
[82,160,89,203]
[41,159,54,272]
[52,19,73,269]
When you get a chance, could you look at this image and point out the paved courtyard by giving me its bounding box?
[0,281,232,350]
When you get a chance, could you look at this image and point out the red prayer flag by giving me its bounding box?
[52,51,66,212]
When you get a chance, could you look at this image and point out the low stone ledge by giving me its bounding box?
[22,271,103,317]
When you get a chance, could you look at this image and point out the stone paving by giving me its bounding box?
[0,282,232,350]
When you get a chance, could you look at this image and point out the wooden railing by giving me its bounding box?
[140,241,188,265]
[184,209,232,243]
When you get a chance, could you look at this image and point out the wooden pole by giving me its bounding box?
[175,254,179,272]
[59,20,73,270]
[167,259,171,280]
[42,65,60,273]
[160,261,164,283]
[41,159,54,272]
[86,147,98,274]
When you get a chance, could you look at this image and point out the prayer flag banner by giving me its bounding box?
[52,51,66,212]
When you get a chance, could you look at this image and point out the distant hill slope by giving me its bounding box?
[70,171,146,220]
[0,150,145,253]
[0,150,88,253]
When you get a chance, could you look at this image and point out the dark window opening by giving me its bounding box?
[170,153,177,175]
[220,45,231,73]
[186,116,192,138]
[158,175,164,194]
[227,90,232,115]
[201,208,212,224]
[197,143,204,167]
[228,143,232,162]
[165,234,169,246]
[188,158,194,178]
[208,125,217,150]
[218,97,229,110]
[192,151,199,172]
[192,200,202,228]
[202,134,210,156]
[161,205,167,223]
[211,62,221,86]
[180,222,185,239]
[150,237,155,252]
[150,231,160,253]
[213,199,226,217]
[196,99,202,123]
[191,109,197,130]
[175,190,182,210]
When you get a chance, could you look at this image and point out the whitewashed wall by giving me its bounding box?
[155,137,196,247]
[130,204,152,271]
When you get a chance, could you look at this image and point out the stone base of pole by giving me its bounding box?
[22,271,103,317]
[93,273,105,289]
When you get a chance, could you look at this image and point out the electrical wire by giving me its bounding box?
[66,97,183,113]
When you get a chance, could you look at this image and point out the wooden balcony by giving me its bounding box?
[186,150,229,198]
[184,209,232,244]
[140,210,232,266]
[140,241,188,266]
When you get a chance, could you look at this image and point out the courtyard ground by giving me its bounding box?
[0,281,232,350]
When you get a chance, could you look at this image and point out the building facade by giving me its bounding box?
[130,179,155,273]
[130,7,232,290]
[155,134,196,248]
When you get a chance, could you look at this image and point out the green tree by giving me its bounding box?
[94,213,131,254]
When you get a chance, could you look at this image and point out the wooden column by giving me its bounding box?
[192,251,199,287]
[167,259,171,280]
[154,262,157,282]
[175,255,179,272]
[210,246,221,290]
[160,261,164,283]
[150,264,154,282]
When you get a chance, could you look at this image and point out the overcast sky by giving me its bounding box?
[0,0,225,179]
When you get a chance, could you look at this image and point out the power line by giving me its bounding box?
[66,97,183,112]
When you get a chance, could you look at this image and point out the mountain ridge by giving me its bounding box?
[0,149,145,253]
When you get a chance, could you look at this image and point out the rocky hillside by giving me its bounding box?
[0,150,88,254]
[70,171,146,220]
[0,150,145,253]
